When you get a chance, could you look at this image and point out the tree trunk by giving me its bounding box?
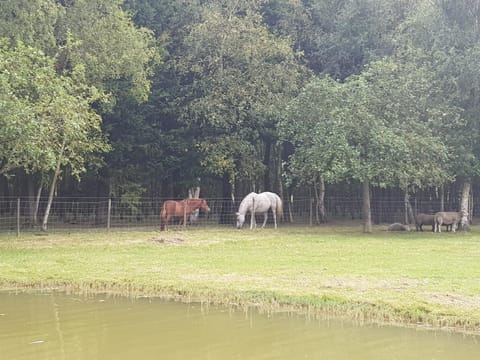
[439,184,445,211]
[33,178,43,226]
[219,172,233,224]
[188,186,200,199]
[469,186,473,222]
[41,166,61,231]
[404,189,414,225]
[460,179,471,228]
[41,173,59,231]
[188,185,201,224]
[27,175,35,226]
[314,177,326,223]
[41,143,65,231]
[277,150,284,201]
[362,179,372,233]
[263,139,271,191]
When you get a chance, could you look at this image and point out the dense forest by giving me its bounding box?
[1,0,480,231]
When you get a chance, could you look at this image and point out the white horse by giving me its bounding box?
[236,192,283,229]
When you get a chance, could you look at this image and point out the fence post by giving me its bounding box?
[17,198,20,237]
[183,199,187,229]
[309,198,313,227]
[107,198,111,231]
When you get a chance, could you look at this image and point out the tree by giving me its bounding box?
[0,40,109,230]
[264,0,417,78]
[0,41,59,176]
[0,0,59,55]
[281,52,453,232]
[176,2,307,204]
[56,0,159,102]
[0,0,160,202]
[395,0,480,217]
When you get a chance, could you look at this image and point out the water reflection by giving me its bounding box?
[0,291,478,359]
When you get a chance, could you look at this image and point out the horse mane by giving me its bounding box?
[238,192,256,214]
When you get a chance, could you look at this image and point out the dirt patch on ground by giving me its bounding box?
[149,237,185,245]
[321,277,428,291]
[423,292,480,310]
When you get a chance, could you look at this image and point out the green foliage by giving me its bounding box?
[176,2,308,184]
[281,50,454,190]
[118,182,146,216]
[0,40,110,178]
[199,134,266,185]
[264,0,416,78]
[0,0,60,55]
[56,0,160,102]
[3,0,480,201]
[395,0,480,179]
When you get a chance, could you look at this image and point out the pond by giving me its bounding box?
[0,291,479,359]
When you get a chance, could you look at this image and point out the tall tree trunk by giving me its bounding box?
[362,179,372,233]
[33,178,43,226]
[460,179,471,228]
[263,139,271,191]
[188,185,201,224]
[404,188,414,225]
[314,177,326,223]
[41,143,65,231]
[219,172,233,224]
[439,184,445,211]
[27,175,35,226]
[277,149,283,199]
[41,167,61,231]
[280,142,294,224]
[469,186,473,222]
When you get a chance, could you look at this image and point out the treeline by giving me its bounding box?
[1,0,479,231]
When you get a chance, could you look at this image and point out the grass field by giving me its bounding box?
[0,225,479,334]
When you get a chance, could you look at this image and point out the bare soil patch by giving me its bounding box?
[149,237,185,245]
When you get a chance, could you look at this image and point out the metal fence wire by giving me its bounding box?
[0,196,473,233]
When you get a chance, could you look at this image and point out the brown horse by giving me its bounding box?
[160,198,210,231]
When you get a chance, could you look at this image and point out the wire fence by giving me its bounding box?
[0,196,474,234]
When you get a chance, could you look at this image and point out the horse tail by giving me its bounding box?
[276,196,283,221]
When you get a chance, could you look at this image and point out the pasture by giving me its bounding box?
[0,225,479,334]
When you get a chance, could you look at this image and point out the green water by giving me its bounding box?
[0,291,478,359]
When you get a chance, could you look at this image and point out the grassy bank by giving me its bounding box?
[1,225,479,334]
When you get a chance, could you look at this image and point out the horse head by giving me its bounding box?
[236,212,245,229]
[199,199,210,213]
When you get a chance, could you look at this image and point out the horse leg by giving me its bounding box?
[273,210,277,229]
[262,213,268,228]
[165,215,171,231]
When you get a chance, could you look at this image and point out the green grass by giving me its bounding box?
[1,225,479,334]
